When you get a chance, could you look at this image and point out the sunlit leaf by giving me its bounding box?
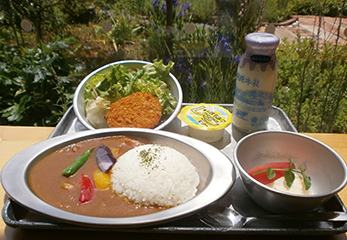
[304,176,312,190]
[284,169,295,188]
[266,167,276,179]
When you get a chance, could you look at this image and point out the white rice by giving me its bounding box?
[110,144,199,207]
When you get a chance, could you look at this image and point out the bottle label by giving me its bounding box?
[233,70,275,132]
[251,55,271,63]
[236,72,260,88]
[234,85,273,111]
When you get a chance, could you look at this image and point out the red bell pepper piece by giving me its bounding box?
[247,162,291,185]
[78,174,94,205]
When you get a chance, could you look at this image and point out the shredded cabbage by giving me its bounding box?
[85,97,110,128]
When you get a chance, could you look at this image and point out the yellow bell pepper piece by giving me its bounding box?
[93,170,110,190]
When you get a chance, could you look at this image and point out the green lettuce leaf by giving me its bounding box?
[84,59,177,115]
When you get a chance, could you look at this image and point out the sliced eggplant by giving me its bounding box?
[94,145,117,173]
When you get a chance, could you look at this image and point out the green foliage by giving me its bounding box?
[142,0,239,103]
[58,0,96,24]
[188,0,216,24]
[0,38,83,126]
[293,0,347,16]
[112,0,149,16]
[215,0,264,54]
[263,0,293,23]
[274,38,347,133]
[142,0,195,59]
[171,28,239,103]
[262,0,347,23]
[2,0,65,44]
[107,14,143,48]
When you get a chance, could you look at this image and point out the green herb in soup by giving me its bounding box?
[250,159,312,190]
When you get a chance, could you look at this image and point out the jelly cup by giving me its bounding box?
[178,104,232,143]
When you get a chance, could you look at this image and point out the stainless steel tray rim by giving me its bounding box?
[3,104,347,234]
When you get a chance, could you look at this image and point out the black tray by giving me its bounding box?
[3,178,347,235]
[2,105,347,235]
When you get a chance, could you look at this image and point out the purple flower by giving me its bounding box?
[160,2,166,11]
[174,57,194,85]
[185,69,191,77]
[153,0,159,8]
[200,48,208,60]
[175,57,185,73]
[184,68,192,83]
[218,36,231,52]
[173,0,179,7]
[214,35,233,59]
[186,72,193,85]
[164,57,171,65]
[199,79,206,90]
[182,2,190,10]
[177,10,184,17]
[234,55,241,63]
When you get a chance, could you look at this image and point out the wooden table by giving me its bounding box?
[0,126,347,240]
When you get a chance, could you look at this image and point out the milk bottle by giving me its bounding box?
[232,32,280,133]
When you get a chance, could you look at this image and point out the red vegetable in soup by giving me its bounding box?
[79,174,94,205]
[247,162,291,185]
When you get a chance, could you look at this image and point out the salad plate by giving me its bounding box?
[73,60,183,130]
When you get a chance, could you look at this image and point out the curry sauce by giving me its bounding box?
[29,136,166,217]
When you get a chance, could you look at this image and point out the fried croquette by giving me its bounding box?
[106,92,162,128]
